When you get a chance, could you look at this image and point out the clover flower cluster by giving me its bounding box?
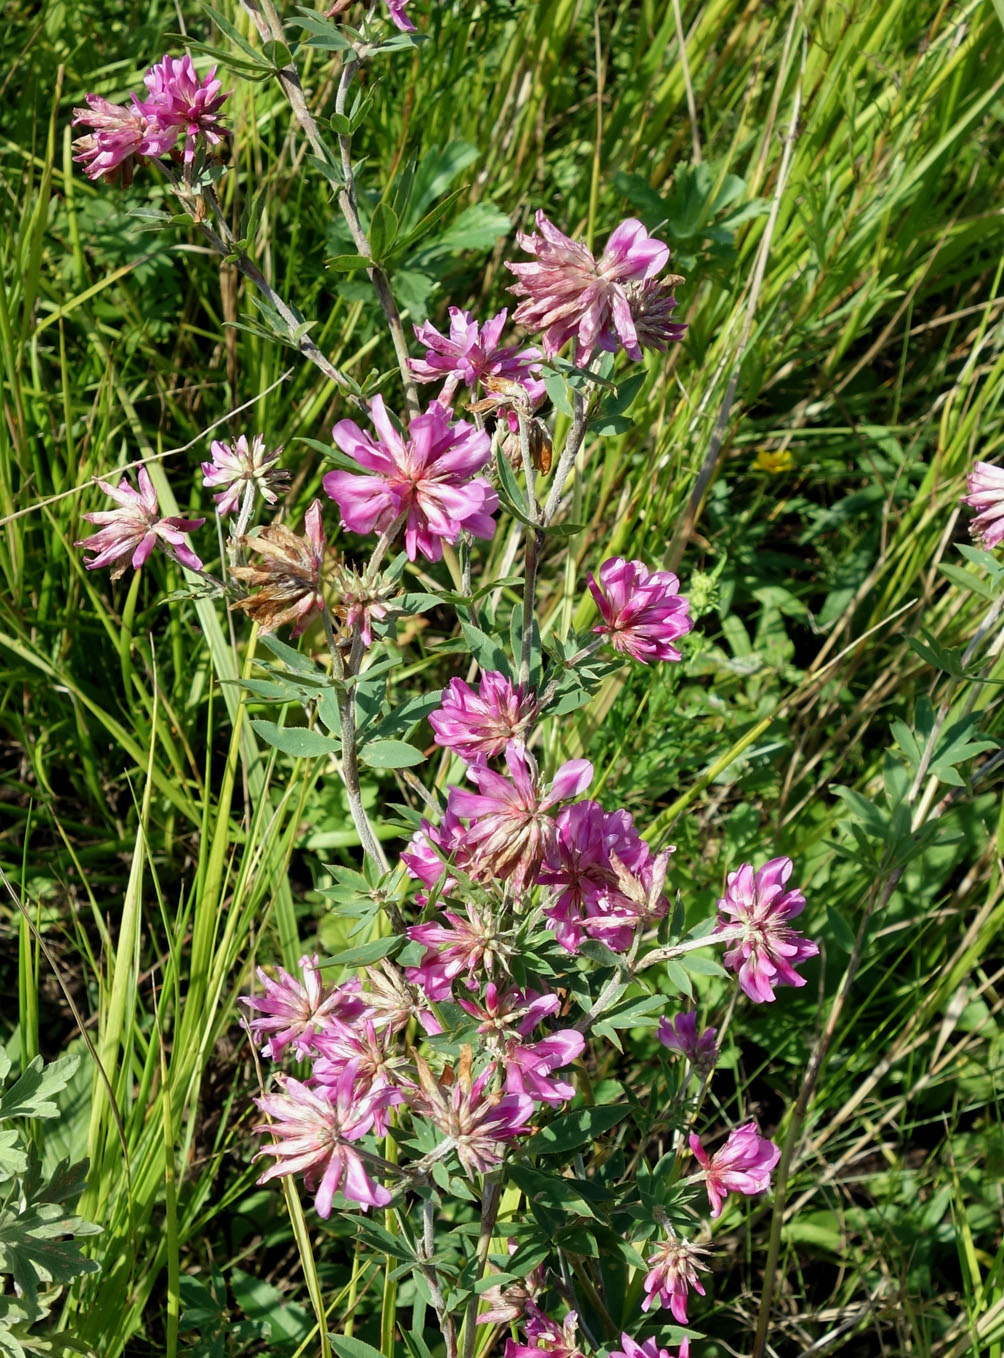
[72,53,230,183]
[244,955,580,1213]
[73,70,815,1348]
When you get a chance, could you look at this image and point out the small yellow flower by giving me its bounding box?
[753,448,794,474]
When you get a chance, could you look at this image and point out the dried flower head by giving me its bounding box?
[229,500,326,637]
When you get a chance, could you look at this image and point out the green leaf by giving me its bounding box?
[420,203,511,257]
[250,720,340,758]
[0,1055,79,1123]
[369,202,399,259]
[330,1336,386,1358]
[938,561,998,601]
[230,1268,310,1343]
[372,693,443,738]
[825,905,856,954]
[589,413,633,437]
[524,1104,630,1155]
[329,253,372,272]
[353,1220,416,1263]
[0,1130,27,1183]
[543,369,573,417]
[358,739,426,769]
[293,9,352,48]
[325,936,402,968]
[0,1203,100,1310]
[459,621,511,677]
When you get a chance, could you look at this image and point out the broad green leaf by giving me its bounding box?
[369,202,399,259]
[0,1130,27,1182]
[524,1104,630,1155]
[0,1055,79,1124]
[324,936,402,968]
[329,1337,386,1358]
[250,720,340,758]
[0,1203,100,1309]
[358,739,425,769]
[329,253,372,272]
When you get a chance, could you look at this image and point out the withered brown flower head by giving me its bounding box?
[229,499,326,637]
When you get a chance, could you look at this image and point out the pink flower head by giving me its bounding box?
[429,671,539,763]
[311,1019,408,1134]
[447,742,592,895]
[406,901,505,996]
[657,1012,718,1075]
[964,460,1004,549]
[242,953,349,1060]
[689,1121,780,1218]
[410,307,543,410]
[71,94,174,182]
[538,799,652,952]
[138,54,231,164]
[76,467,204,578]
[253,1066,393,1216]
[588,557,692,664]
[714,856,818,1003]
[401,808,468,898]
[506,212,673,363]
[385,0,416,30]
[610,1335,678,1358]
[504,1305,585,1358]
[459,982,560,1044]
[642,1233,709,1322]
[202,433,287,525]
[504,1029,584,1106]
[324,396,496,562]
[410,1050,534,1178]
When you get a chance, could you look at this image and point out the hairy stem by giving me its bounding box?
[321,605,390,873]
[460,1177,502,1358]
[417,1198,458,1358]
[156,165,364,407]
[242,0,420,415]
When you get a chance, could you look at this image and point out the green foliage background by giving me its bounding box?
[1,0,1003,1354]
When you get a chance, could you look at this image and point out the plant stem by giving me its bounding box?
[321,605,390,873]
[242,0,420,416]
[417,1198,458,1358]
[460,1177,502,1358]
[541,386,591,526]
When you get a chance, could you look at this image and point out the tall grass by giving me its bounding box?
[1,0,1003,1353]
